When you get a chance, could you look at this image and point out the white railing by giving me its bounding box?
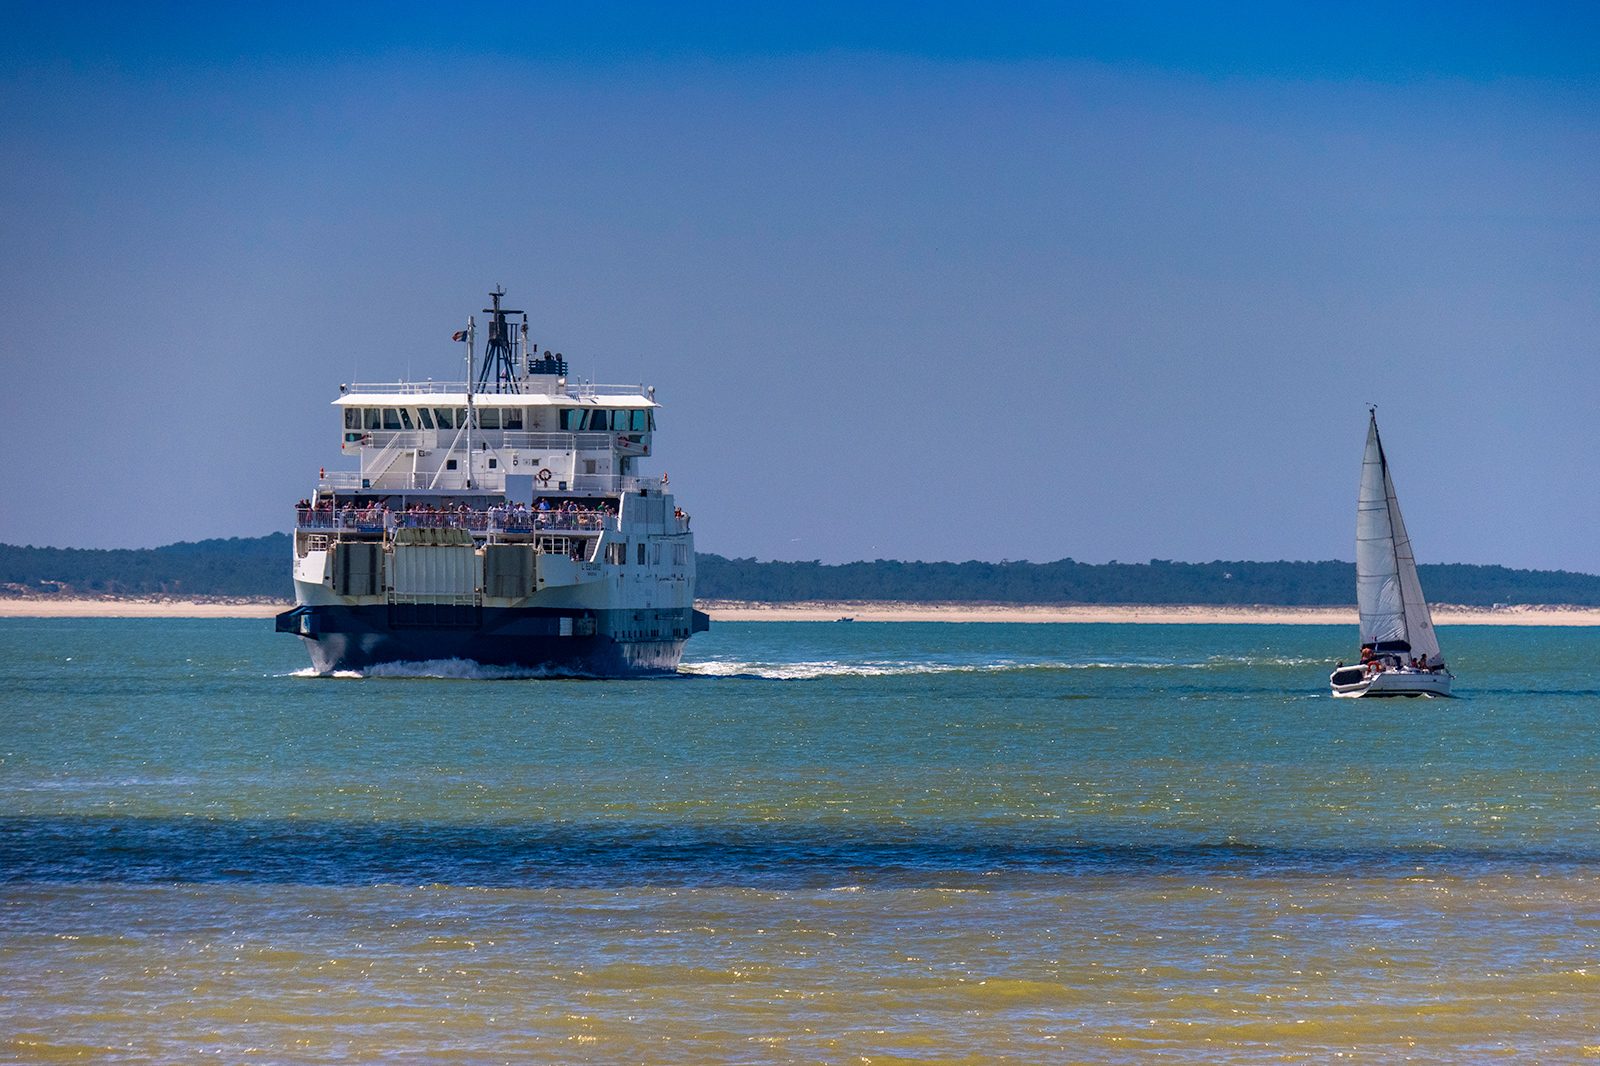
[491,509,618,534]
[366,434,406,485]
[570,382,652,398]
[296,508,391,532]
[351,430,431,450]
[295,508,620,535]
[319,471,442,491]
[344,381,470,395]
[498,431,615,450]
[572,474,662,494]
[344,380,649,398]
[316,471,668,496]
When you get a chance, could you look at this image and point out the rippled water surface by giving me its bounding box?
[3,619,1598,1062]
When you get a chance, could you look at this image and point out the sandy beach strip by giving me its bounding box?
[2,597,1598,625]
[700,601,1600,626]
[0,598,289,619]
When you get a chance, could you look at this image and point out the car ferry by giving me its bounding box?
[276,288,708,675]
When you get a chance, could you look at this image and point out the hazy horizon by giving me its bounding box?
[7,530,1600,578]
[3,3,1596,570]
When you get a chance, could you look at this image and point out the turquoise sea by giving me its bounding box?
[2,619,1598,1062]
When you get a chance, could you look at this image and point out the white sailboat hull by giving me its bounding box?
[1329,667,1453,699]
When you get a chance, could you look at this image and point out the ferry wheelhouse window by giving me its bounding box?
[416,408,434,429]
[344,408,360,430]
[364,408,381,430]
[480,408,501,430]
[383,408,402,430]
[433,408,453,429]
[399,409,414,430]
[561,408,599,431]
[504,408,524,430]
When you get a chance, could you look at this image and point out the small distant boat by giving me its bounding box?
[1329,410,1453,698]
[836,616,855,623]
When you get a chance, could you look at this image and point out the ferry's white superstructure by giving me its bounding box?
[276,289,708,674]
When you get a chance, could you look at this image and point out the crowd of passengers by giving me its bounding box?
[1337,644,1446,677]
[295,497,642,532]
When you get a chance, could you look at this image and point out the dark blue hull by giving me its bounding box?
[277,603,710,677]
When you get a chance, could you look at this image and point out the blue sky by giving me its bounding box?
[2,2,1596,570]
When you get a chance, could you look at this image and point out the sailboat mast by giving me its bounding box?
[1371,410,1409,645]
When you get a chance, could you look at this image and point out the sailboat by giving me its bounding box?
[1329,410,1453,697]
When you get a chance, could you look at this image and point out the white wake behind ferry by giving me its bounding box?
[276,288,708,675]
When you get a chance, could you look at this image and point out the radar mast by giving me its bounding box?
[477,286,527,393]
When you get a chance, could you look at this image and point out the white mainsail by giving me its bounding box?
[1355,411,1442,665]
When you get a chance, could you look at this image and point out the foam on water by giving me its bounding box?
[287,659,595,680]
[675,654,1322,680]
[279,649,1325,682]
[285,657,1191,681]
[678,657,1053,679]
[1206,654,1327,666]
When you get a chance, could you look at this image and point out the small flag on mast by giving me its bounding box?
[451,329,469,342]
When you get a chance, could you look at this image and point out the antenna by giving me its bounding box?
[477,286,524,393]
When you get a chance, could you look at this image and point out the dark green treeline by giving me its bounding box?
[698,555,1600,606]
[3,537,1598,606]
[0,536,291,598]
